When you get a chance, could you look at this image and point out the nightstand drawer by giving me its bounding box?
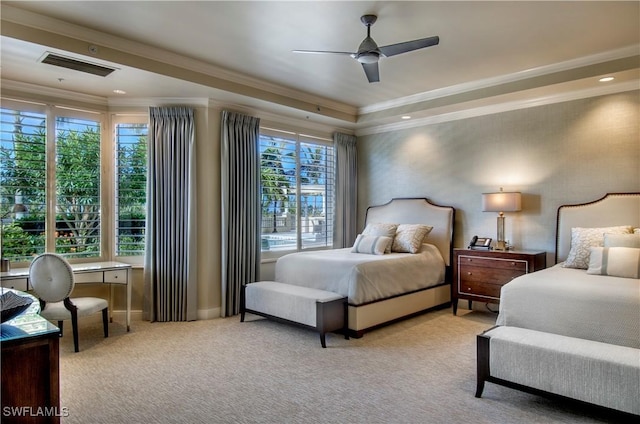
[458,256,527,271]
[458,265,524,285]
[459,280,502,299]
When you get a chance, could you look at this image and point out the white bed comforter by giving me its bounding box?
[275,243,445,305]
[496,264,640,349]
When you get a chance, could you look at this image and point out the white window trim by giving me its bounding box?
[111,113,149,266]
[259,126,334,262]
[1,104,149,266]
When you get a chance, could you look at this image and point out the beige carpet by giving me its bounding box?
[58,308,631,423]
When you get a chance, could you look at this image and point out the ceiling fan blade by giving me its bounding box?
[361,62,380,83]
[292,50,355,57]
[378,36,439,57]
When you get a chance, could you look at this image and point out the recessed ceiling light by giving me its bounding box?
[401,115,411,120]
[599,76,614,82]
[113,89,127,94]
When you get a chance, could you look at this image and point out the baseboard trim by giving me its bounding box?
[197,307,221,320]
[110,308,221,321]
[110,310,143,321]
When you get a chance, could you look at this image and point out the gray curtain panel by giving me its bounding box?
[333,132,358,248]
[143,106,197,322]
[220,110,261,317]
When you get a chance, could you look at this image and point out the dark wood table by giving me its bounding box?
[1,289,61,423]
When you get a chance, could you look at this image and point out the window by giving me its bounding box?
[114,119,148,256]
[1,101,147,265]
[55,115,102,258]
[1,106,103,261]
[260,129,334,256]
[0,107,47,262]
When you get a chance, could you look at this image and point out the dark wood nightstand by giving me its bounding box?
[452,248,546,315]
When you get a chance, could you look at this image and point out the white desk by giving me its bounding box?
[1,261,132,331]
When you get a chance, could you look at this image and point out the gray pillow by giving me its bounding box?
[351,234,392,255]
[587,247,640,278]
[604,233,640,248]
[362,223,398,253]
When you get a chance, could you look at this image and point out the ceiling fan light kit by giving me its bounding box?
[293,14,439,83]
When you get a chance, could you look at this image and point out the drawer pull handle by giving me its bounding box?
[467,272,472,275]
[511,262,516,266]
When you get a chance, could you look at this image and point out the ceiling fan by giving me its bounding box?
[293,14,439,83]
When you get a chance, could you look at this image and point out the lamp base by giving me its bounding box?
[495,214,507,251]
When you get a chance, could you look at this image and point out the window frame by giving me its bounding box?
[0,100,48,263]
[259,126,334,262]
[53,107,105,260]
[0,99,149,267]
[111,113,148,266]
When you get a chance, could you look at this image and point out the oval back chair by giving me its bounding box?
[29,253,109,352]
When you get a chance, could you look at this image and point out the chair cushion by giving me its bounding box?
[40,297,108,321]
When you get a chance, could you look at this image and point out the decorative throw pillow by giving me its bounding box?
[563,226,632,269]
[634,228,640,235]
[391,224,433,254]
[604,233,640,248]
[351,234,392,255]
[587,247,640,279]
[362,223,398,253]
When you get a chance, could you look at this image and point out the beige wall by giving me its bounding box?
[198,105,223,319]
[357,91,640,265]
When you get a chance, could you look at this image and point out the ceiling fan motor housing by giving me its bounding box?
[357,36,381,63]
[361,14,378,26]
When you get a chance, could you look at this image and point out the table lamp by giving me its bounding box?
[482,188,521,251]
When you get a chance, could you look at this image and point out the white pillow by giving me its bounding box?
[391,224,433,254]
[362,223,398,253]
[587,247,640,279]
[351,234,392,255]
[563,226,632,269]
[604,233,640,248]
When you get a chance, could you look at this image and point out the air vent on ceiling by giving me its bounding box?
[40,52,116,77]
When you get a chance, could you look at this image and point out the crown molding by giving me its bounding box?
[355,80,639,136]
[1,4,357,121]
[108,97,211,108]
[0,78,353,136]
[207,98,354,137]
[360,44,640,115]
[1,79,108,107]
[3,3,637,134]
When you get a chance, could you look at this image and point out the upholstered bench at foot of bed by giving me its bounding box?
[240,281,349,348]
[476,326,640,416]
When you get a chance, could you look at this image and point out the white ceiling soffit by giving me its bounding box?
[0,2,639,135]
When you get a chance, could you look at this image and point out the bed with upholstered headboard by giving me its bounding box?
[555,192,640,263]
[476,193,640,417]
[275,197,455,337]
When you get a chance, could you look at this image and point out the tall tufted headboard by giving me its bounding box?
[364,198,455,267]
[555,192,640,264]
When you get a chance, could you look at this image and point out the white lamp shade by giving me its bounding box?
[482,192,522,213]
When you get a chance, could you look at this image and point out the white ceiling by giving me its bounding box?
[1,1,639,133]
